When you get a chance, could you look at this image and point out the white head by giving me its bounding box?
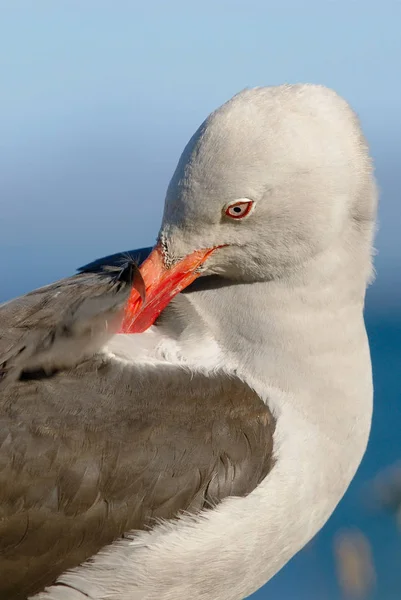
[160,84,377,282]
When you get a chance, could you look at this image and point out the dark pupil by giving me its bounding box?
[233,206,243,213]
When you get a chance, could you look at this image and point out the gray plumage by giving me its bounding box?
[0,266,274,599]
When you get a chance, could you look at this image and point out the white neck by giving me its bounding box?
[183,236,373,441]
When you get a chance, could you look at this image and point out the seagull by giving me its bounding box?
[0,84,377,600]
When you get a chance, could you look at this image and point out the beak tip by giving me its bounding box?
[120,244,218,334]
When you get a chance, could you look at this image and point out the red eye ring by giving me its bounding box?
[224,200,254,219]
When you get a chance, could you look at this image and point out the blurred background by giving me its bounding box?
[1,1,400,598]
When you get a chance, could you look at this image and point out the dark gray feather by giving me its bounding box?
[0,263,275,600]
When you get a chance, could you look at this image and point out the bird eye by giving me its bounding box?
[224,200,254,219]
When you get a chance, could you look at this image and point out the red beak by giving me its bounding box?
[120,243,217,333]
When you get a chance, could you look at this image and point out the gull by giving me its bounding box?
[0,84,377,600]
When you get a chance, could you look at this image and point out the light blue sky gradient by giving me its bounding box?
[0,3,400,597]
[1,0,400,304]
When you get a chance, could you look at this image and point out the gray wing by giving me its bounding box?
[0,265,275,600]
[0,260,143,381]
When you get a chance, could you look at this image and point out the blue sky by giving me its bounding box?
[1,3,401,598]
[1,0,401,303]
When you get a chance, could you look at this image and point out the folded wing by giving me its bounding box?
[0,255,275,599]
